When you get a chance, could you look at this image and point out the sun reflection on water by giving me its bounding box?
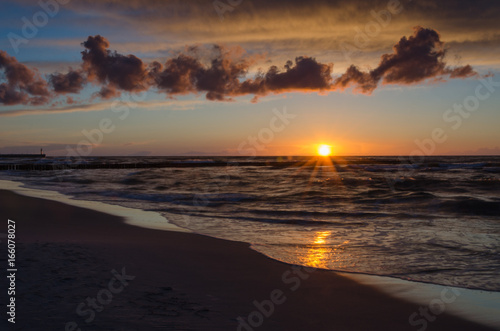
[313,230,331,244]
[305,230,351,269]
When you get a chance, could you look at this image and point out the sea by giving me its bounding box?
[1,155,499,292]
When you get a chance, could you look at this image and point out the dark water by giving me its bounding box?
[1,156,500,291]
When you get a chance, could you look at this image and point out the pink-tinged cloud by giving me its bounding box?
[0,27,478,106]
[49,69,86,94]
[334,26,477,93]
[240,56,333,99]
[0,51,51,105]
[90,27,479,100]
[81,35,148,97]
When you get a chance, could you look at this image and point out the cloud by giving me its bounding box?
[333,26,477,93]
[192,45,251,101]
[377,27,476,83]
[38,0,500,69]
[146,27,477,100]
[147,45,333,101]
[0,27,479,107]
[149,54,202,95]
[81,35,148,97]
[149,44,258,101]
[49,69,86,93]
[238,56,334,101]
[0,98,204,117]
[0,50,51,105]
[333,65,376,93]
[95,85,121,99]
[8,0,500,75]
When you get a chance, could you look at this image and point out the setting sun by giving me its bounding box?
[318,144,332,156]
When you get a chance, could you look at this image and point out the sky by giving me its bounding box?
[0,0,499,156]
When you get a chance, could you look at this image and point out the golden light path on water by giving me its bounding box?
[280,155,354,269]
[304,230,351,269]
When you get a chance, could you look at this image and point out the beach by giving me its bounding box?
[1,0,499,329]
[0,188,495,331]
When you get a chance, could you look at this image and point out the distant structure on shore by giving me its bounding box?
[0,148,46,158]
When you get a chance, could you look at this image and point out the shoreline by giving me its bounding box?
[0,181,499,330]
[0,179,189,234]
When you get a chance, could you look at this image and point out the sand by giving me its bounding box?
[0,189,495,330]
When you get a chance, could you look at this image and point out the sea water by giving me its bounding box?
[1,155,499,292]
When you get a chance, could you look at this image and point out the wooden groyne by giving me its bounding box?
[0,160,310,171]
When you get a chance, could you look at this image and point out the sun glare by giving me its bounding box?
[318,144,332,156]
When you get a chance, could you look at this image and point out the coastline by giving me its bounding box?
[0,180,498,330]
[0,179,189,233]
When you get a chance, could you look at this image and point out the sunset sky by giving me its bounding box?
[0,0,499,156]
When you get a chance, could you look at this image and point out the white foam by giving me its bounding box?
[342,272,500,329]
[0,179,191,233]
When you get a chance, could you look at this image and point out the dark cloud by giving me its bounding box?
[148,27,476,100]
[96,85,121,99]
[376,27,476,84]
[252,57,332,91]
[0,50,51,105]
[49,69,86,94]
[193,45,250,101]
[374,27,447,84]
[149,55,201,95]
[333,65,377,93]
[81,35,148,92]
[0,84,25,105]
[0,27,479,106]
[239,57,333,101]
[333,26,477,93]
[149,45,252,101]
[149,49,333,101]
[448,65,475,78]
[263,57,333,91]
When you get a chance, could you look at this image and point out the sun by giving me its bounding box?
[318,144,332,156]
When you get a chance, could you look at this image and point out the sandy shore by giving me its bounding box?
[0,189,495,331]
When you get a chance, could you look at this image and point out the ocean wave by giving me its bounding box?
[2,155,500,292]
[120,177,147,185]
[436,197,500,216]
